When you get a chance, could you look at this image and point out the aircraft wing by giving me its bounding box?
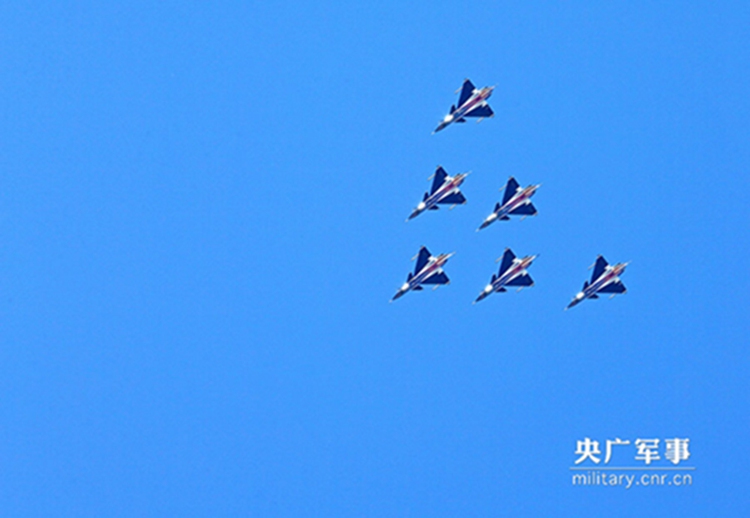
[464,104,494,118]
[430,167,449,194]
[438,191,466,205]
[414,246,432,273]
[421,271,450,285]
[501,177,521,205]
[457,79,476,106]
[591,255,609,282]
[497,248,517,276]
[509,202,537,216]
[598,280,626,294]
[505,273,534,287]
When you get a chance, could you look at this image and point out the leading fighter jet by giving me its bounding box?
[566,256,629,310]
[474,248,537,303]
[433,79,495,134]
[478,177,539,230]
[408,166,468,220]
[391,246,453,302]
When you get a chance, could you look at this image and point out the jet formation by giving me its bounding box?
[433,79,495,134]
[407,166,468,220]
[391,246,453,302]
[566,256,629,310]
[478,177,539,230]
[392,78,630,307]
[474,248,537,303]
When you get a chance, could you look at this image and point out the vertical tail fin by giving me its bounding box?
[430,166,449,195]
[497,249,516,276]
[501,177,521,205]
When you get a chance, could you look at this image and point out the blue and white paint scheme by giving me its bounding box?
[478,177,539,230]
[433,79,495,134]
[407,166,468,220]
[391,246,453,302]
[474,248,537,303]
[566,256,629,310]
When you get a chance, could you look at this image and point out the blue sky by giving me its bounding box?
[1,1,749,516]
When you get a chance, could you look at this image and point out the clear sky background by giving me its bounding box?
[1,1,749,516]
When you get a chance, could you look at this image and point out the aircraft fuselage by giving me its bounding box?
[434,86,494,133]
[495,185,538,219]
[493,256,536,290]
[584,263,627,298]
[410,173,468,219]
[392,252,454,301]
[409,254,452,289]
[452,87,493,121]
[568,262,628,308]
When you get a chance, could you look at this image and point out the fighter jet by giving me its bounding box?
[391,246,453,302]
[474,248,537,303]
[478,177,539,230]
[433,79,495,133]
[566,256,629,310]
[408,166,468,220]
